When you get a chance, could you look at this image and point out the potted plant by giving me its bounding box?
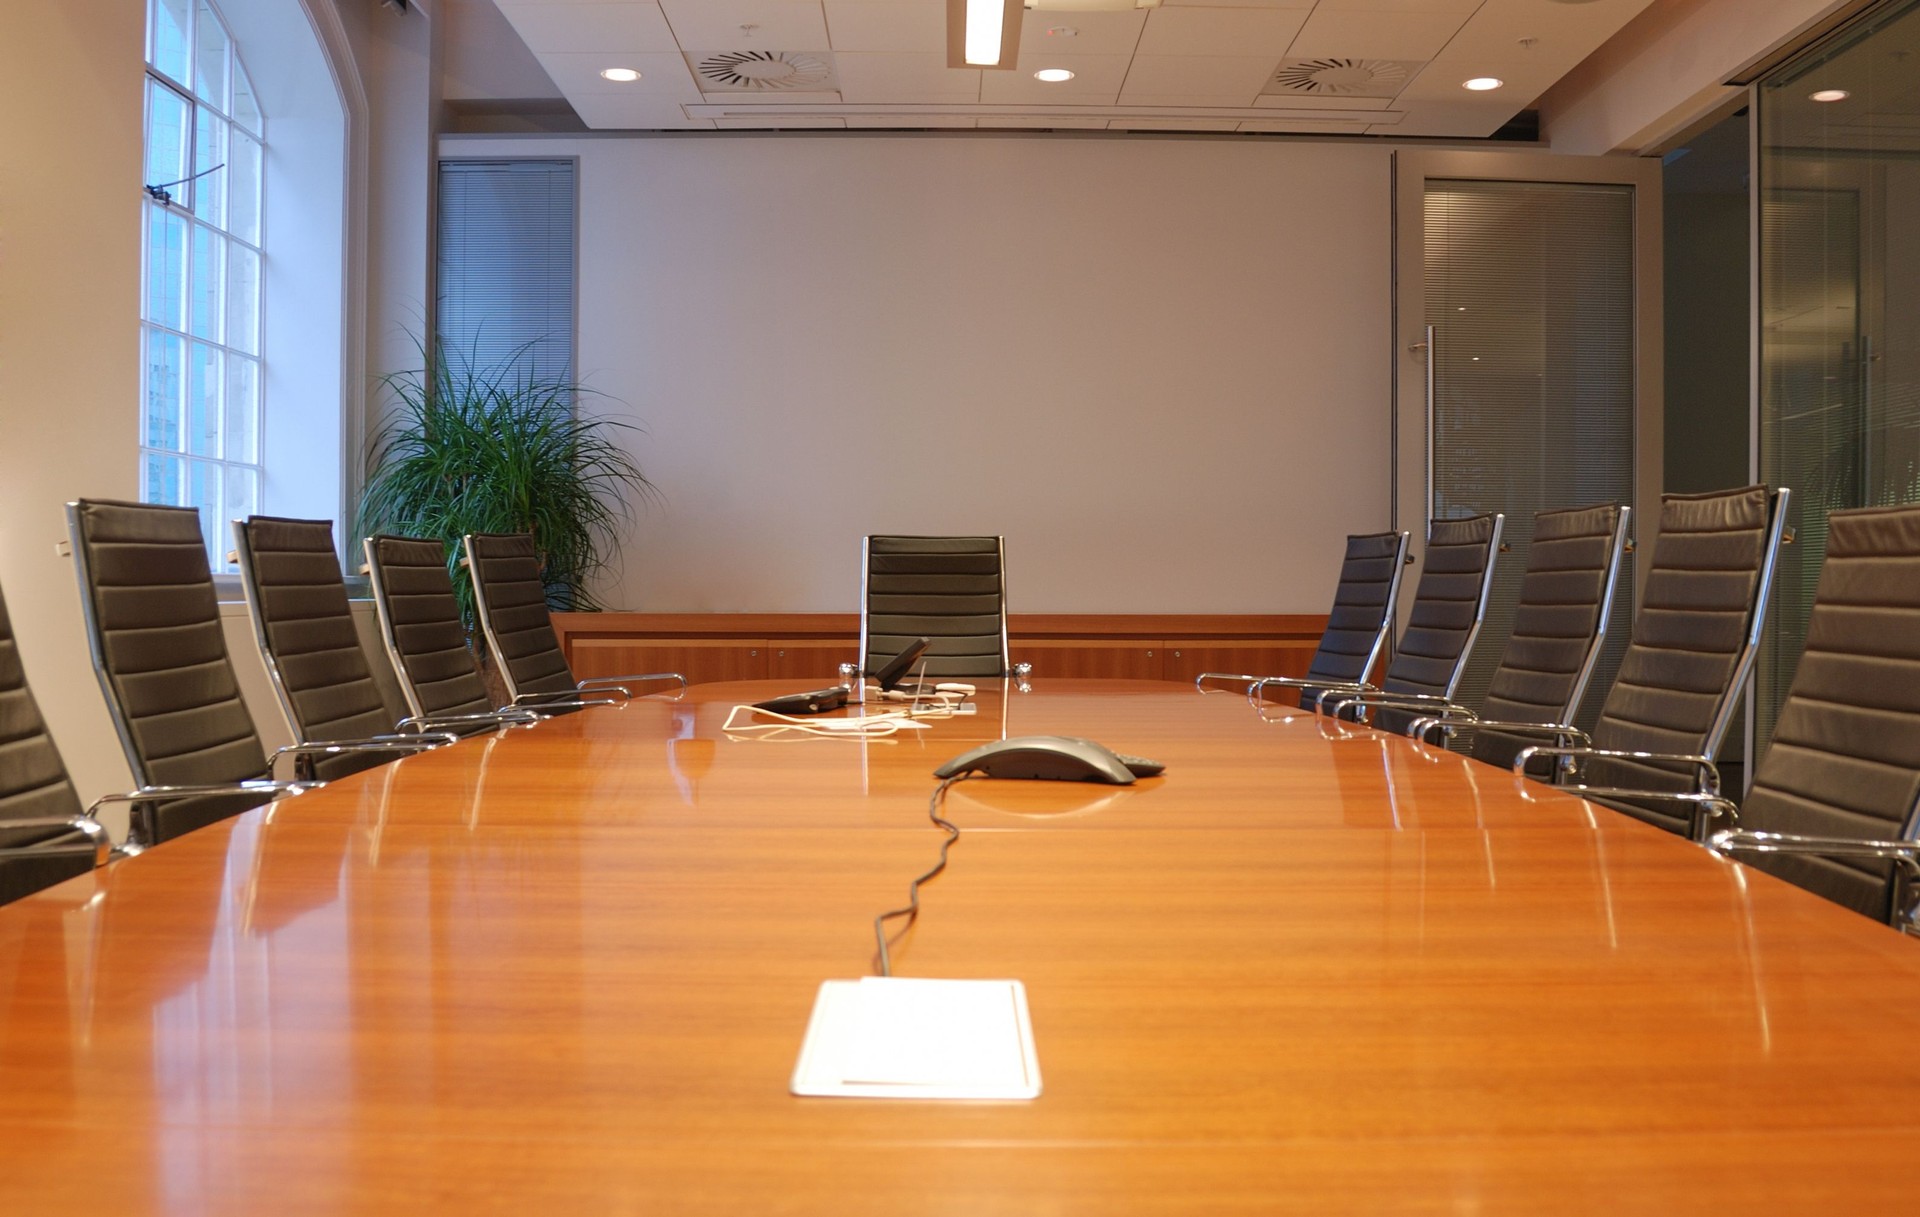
[357,340,654,645]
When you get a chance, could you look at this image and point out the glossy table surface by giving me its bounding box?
[5,679,1920,1214]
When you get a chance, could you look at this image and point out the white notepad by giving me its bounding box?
[790,977,1041,1100]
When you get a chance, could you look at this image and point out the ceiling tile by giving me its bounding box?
[657,0,829,50]
[495,3,678,54]
[1137,6,1309,58]
[568,95,714,128]
[1159,0,1315,8]
[978,54,1131,104]
[848,115,980,128]
[1311,0,1480,11]
[1109,117,1243,131]
[1119,55,1277,103]
[535,50,702,93]
[1286,9,1469,60]
[977,116,1113,129]
[1236,117,1376,133]
[712,115,848,127]
[1019,9,1149,57]
[1250,93,1391,110]
[822,1,944,53]
[834,52,980,102]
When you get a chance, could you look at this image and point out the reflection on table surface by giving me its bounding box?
[2,678,1917,1215]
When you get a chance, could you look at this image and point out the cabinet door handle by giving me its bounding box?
[1146,650,1155,658]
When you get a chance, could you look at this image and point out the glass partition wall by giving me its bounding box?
[1757,0,1920,748]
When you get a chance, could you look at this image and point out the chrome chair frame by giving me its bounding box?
[859,535,1011,679]
[1399,506,1632,745]
[1321,513,1506,724]
[231,519,464,770]
[362,536,599,724]
[1197,531,1412,703]
[1506,488,1792,819]
[1708,778,1920,935]
[66,501,317,849]
[460,534,685,704]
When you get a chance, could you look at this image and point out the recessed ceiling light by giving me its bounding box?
[1810,88,1850,102]
[1463,77,1503,91]
[1034,68,1075,83]
[600,67,642,82]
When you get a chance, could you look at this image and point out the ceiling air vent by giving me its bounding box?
[1263,58,1420,100]
[694,50,837,92]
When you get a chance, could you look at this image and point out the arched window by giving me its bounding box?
[142,0,264,565]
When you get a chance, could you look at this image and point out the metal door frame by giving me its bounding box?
[1391,149,1664,616]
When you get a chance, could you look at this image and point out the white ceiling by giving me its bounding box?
[469,0,1663,136]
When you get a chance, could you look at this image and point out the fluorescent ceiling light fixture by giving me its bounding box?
[948,0,1024,70]
[1462,77,1503,91]
[600,67,642,82]
[1810,88,1850,102]
[1034,68,1075,82]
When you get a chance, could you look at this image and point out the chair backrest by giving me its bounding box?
[1468,502,1630,765]
[1291,531,1410,709]
[464,533,577,701]
[234,516,406,779]
[861,535,1009,679]
[363,535,497,720]
[1379,514,1504,700]
[1582,485,1788,795]
[67,499,270,789]
[1736,504,1920,921]
[0,580,83,825]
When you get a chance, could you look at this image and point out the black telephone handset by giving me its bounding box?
[869,636,932,692]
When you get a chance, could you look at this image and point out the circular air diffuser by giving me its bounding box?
[697,50,833,91]
[1270,58,1411,96]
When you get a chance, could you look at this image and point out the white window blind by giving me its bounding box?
[437,159,577,383]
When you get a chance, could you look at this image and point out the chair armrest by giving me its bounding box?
[397,710,540,733]
[508,692,619,715]
[0,815,112,868]
[1711,828,1920,866]
[1554,787,1739,840]
[271,735,457,767]
[1194,671,1261,691]
[1511,745,1720,794]
[1320,689,1460,722]
[1465,720,1591,749]
[1249,676,1372,707]
[87,780,314,853]
[578,671,686,694]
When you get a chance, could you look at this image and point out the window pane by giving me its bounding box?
[228,132,261,245]
[145,80,190,196]
[145,328,185,451]
[150,0,190,83]
[188,342,222,457]
[193,1,229,109]
[226,242,258,355]
[147,204,188,332]
[225,355,258,464]
[193,107,226,227]
[187,459,220,563]
[231,62,261,136]
[224,466,259,540]
[144,452,184,507]
[189,223,224,341]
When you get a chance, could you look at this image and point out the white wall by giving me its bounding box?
[451,133,1395,614]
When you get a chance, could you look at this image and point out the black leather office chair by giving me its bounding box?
[1390,503,1631,759]
[860,535,1010,679]
[233,516,472,776]
[67,499,315,847]
[1696,504,1920,926]
[1198,530,1410,710]
[1316,514,1505,731]
[0,581,111,903]
[364,534,596,722]
[1506,485,1790,836]
[463,532,683,703]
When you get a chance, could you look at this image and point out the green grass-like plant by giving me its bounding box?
[357,341,654,637]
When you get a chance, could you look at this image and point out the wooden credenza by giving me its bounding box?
[550,612,1329,686]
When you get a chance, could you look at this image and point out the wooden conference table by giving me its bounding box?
[4,678,1920,1213]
